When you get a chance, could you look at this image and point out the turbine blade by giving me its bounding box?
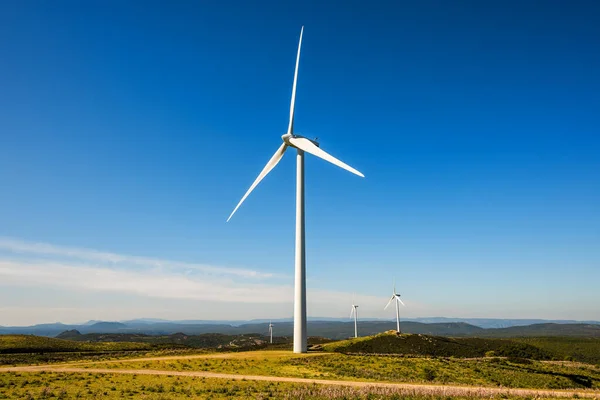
[384,295,395,310]
[350,307,355,318]
[287,26,304,135]
[288,137,364,177]
[227,143,287,221]
[397,297,406,306]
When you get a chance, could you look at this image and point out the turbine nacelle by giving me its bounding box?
[282,133,320,148]
[385,294,406,309]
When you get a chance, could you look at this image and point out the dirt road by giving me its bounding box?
[3,364,599,398]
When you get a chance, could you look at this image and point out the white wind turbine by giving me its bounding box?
[350,294,359,338]
[268,321,274,344]
[384,281,405,333]
[227,27,364,353]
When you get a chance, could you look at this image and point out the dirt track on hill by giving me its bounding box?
[2,364,599,398]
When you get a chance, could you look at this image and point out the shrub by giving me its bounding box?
[421,367,436,381]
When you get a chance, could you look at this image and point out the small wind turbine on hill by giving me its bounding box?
[350,294,359,338]
[227,27,364,353]
[268,321,273,344]
[384,281,405,333]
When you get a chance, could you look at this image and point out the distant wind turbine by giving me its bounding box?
[350,294,359,338]
[227,27,365,353]
[384,280,405,333]
[268,321,273,344]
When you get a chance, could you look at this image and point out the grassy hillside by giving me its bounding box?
[479,323,600,338]
[55,330,285,349]
[0,335,150,354]
[513,337,600,364]
[322,332,552,360]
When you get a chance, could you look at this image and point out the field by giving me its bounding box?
[3,371,594,400]
[1,333,600,399]
[75,350,600,390]
[1,371,305,399]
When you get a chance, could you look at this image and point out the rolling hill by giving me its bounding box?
[323,331,552,359]
[0,335,150,354]
[55,330,279,349]
[322,331,600,364]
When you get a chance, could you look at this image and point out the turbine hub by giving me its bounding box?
[283,133,319,148]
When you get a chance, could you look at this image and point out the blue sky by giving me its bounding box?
[0,1,599,325]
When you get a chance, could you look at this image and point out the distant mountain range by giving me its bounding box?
[115,317,600,329]
[1,318,599,339]
[405,317,600,329]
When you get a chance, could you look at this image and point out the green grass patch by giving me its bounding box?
[83,350,600,390]
[512,337,600,365]
[0,370,590,399]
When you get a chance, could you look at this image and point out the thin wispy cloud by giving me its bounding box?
[0,237,272,279]
[0,260,291,303]
[0,258,384,308]
[0,237,391,324]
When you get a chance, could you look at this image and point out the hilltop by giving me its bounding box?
[322,331,600,364]
[323,331,552,359]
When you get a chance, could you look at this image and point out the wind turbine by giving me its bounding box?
[227,27,364,353]
[350,294,359,338]
[268,321,273,344]
[384,281,405,333]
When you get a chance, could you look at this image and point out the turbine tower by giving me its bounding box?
[384,281,405,333]
[227,27,364,353]
[350,294,359,338]
[268,321,273,344]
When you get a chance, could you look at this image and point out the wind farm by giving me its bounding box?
[1,0,599,399]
